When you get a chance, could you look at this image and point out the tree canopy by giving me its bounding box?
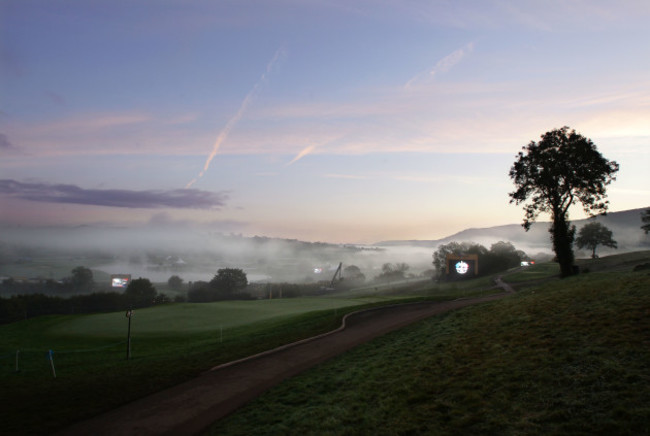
[343,265,366,285]
[70,266,94,292]
[375,263,409,283]
[210,268,248,297]
[432,241,524,279]
[576,221,617,259]
[125,278,157,308]
[509,127,619,277]
[167,275,183,291]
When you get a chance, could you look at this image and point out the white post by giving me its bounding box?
[48,350,56,378]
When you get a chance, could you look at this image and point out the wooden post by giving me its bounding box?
[48,350,56,378]
[126,308,133,360]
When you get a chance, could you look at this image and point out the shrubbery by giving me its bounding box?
[187,268,252,302]
[0,292,129,324]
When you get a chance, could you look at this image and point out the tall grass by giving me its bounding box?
[209,270,650,435]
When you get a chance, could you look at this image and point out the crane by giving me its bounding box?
[320,262,343,292]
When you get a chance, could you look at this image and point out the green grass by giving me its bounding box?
[4,251,646,434]
[503,261,560,283]
[1,286,489,434]
[209,270,650,435]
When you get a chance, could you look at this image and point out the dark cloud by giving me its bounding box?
[0,179,228,209]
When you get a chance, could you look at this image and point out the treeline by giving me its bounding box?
[0,292,132,324]
[0,267,168,323]
[433,241,527,279]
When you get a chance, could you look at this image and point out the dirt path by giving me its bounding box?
[58,292,511,436]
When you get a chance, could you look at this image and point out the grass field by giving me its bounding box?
[209,267,650,435]
[2,251,648,434]
[0,285,487,434]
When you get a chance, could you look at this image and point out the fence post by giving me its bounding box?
[126,308,134,360]
[48,350,56,378]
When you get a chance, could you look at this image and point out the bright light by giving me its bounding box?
[111,275,131,288]
[455,261,469,274]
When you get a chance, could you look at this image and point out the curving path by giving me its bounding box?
[59,292,512,436]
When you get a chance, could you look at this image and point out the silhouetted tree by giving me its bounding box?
[432,242,487,277]
[210,268,248,299]
[576,221,617,259]
[432,242,466,277]
[509,127,619,277]
[376,263,409,283]
[484,241,522,272]
[433,241,526,279]
[343,265,366,285]
[70,266,94,292]
[187,281,212,302]
[125,277,157,307]
[167,275,183,291]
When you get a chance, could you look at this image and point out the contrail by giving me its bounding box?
[186,47,286,188]
[286,144,317,166]
[285,137,342,167]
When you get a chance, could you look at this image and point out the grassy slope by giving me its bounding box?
[1,291,485,434]
[210,269,650,435]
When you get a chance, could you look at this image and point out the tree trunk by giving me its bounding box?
[550,214,575,278]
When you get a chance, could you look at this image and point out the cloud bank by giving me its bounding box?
[0,179,228,209]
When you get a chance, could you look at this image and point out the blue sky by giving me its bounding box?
[1,0,649,243]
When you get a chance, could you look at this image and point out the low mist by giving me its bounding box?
[2,207,647,286]
[0,223,436,285]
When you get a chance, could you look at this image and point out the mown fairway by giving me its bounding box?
[209,266,650,435]
[0,292,467,434]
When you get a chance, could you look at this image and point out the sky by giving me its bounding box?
[1,0,649,244]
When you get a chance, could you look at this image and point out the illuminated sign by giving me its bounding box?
[445,254,478,279]
[455,261,469,274]
[111,274,131,288]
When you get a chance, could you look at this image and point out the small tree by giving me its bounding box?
[642,209,650,234]
[509,127,619,277]
[125,278,157,308]
[576,222,617,259]
[376,263,409,283]
[187,281,211,302]
[167,275,183,291]
[210,268,248,299]
[343,265,366,285]
[70,266,94,292]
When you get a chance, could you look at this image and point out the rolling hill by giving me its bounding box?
[377,207,650,257]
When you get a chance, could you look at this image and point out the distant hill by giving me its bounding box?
[376,207,650,257]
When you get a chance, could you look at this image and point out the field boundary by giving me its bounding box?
[209,300,438,372]
[210,279,513,372]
